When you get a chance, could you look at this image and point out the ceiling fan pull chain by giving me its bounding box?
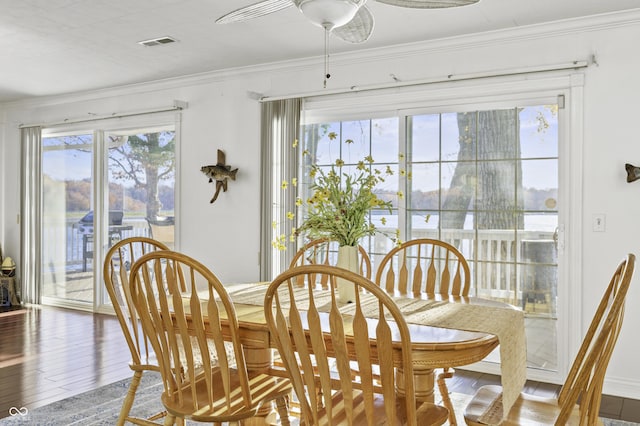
[324,26,331,88]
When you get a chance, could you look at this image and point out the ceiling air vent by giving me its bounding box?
[138,36,177,47]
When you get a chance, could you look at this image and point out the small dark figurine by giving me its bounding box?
[201,149,238,203]
[625,163,640,183]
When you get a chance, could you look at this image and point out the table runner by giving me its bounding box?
[226,282,526,422]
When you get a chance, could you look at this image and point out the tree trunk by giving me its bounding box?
[441,109,524,231]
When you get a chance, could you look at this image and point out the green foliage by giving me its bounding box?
[274,154,394,250]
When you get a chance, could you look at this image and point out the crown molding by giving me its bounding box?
[4,8,640,110]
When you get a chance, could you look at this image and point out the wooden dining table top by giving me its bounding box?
[200,281,526,421]
[225,282,499,362]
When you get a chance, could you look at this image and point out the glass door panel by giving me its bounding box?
[41,133,94,305]
[101,127,176,305]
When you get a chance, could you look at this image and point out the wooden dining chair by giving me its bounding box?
[464,253,635,425]
[103,236,170,425]
[289,238,372,279]
[375,238,471,296]
[129,250,292,425]
[264,264,449,426]
[375,238,471,424]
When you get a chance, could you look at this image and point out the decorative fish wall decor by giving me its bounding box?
[625,163,640,183]
[201,149,238,203]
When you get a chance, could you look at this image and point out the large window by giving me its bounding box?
[282,100,560,373]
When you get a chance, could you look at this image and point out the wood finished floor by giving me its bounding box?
[1,305,639,423]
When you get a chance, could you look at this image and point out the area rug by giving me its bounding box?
[0,371,636,425]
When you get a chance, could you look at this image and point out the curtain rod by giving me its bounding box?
[258,59,592,102]
[18,100,188,129]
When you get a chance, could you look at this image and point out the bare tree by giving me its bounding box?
[109,131,175,219]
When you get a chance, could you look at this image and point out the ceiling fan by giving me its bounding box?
[216,0,480,44]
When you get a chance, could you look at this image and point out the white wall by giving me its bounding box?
[2,10,640,398]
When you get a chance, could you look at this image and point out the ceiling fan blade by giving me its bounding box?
[215,0,293,24]
[333,5,375,44]
[375,0,479,8]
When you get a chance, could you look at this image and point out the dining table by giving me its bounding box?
[208,282,527,425]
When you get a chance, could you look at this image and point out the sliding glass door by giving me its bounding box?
[40,122,176,311]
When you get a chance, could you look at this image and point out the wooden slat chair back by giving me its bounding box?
[375,238,471,425]
[375,238,470,297]
[464,253,635,425]
[264,264,448,426]
[289,239,372,288]
[129,250,291,425]
[103,236,170,425]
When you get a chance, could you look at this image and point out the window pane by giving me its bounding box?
[410,163,440,210]
[42,134,93,303]
[371,117,399,164]
[341,120,370,163]
[519,105,558,159]
[411,114,440,162]
[106,129,176,249]
[521,159,558,211]
[305,122,341,165]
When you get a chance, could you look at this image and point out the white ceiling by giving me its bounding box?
[2,0,640,104]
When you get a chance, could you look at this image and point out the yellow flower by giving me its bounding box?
[292,178,297,187]
[303,149,310,157]
[345,139,354,144]
[397,191,404,199]
[399,152,405,160]
[292,139,298,148]
[272,221,277,229]
[386,165,393,175]
[381,217,387,225]
[275,151,394,250]
[407,171,412,180]
[400,169,406,177]
[328,132,338,140]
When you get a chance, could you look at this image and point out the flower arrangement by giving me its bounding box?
[273,136,396,250]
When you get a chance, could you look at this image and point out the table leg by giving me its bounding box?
[243,347,280,426]
[395,366,436,402]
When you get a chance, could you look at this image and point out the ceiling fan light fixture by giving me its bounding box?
[297,0,363,30]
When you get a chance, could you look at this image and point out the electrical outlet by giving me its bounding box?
[593,214,606,232]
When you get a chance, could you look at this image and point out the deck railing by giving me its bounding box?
[43,218,150,271]
[45,219,557,313]
[369,228,558,310]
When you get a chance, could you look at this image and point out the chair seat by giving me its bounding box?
[162,367,292,423]
[302,390,448,426]
[463,385,603,426]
